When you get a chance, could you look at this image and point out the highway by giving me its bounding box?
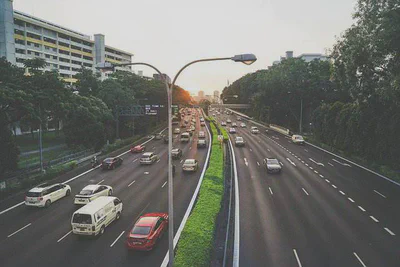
[216,112,400,267]
[0,110,210,267]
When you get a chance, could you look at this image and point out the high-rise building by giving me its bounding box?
[271,51,328,66]
[153,73,171,84]
[198,90,205,99]
[0,1,133,83]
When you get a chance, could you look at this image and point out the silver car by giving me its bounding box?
[263,158,282,174]
[182,159,199,172]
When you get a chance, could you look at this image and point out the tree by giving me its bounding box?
[199,99,211,115]
[74,67,101,96]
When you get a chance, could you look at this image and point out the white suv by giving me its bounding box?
[25,183,71,208]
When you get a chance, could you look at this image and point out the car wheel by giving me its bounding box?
[45,200,51,208]
[108,190,112,196]
[116,212,121,220]
[65,189,71,197]
[99,225,105,235]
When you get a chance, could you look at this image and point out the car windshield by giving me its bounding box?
[131,226,152,235]
[72,214,92,224]
[185,160,195,164]
[267,159,279,165]
[236,137,243,141]
[104,158,113,163]
[78,189,93,195]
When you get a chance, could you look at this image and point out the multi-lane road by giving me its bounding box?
[0,110,210,267]
[216,112,400,267]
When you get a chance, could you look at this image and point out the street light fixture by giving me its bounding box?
[97,53,256,267]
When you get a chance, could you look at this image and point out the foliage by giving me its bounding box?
[74,67,100,96]
[175,122,224,267]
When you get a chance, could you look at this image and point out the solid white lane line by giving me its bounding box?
[96,179,104,185]
[7,223,32,238]
[257,162,260,166]
[340,191,346,195]
[373,190,387,199]
[348,197,355,203]
[57,230,72,243]
[302,188,309,196]
[332,158,351,167]
[358,206,366,212]
[132,159,138,163]
[128,180,136,187]
[269,187,273,195]
[325,179,330,183]
[332,184,337,189]
[353,252,367,267]
[328,162,334,167]
[293,249,303,267]
[110,231,125,247]
[319,174,324,178]
[162,181,167,188]
[384,227,395,236]
[370,216,379,223]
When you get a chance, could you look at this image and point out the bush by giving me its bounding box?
[101,136,139,155]
[175,122,225,267]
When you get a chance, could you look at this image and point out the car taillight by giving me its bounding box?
[38,197,43,201]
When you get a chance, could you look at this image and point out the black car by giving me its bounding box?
[171,148,183,159]
[101,157,123,170]
[163,135,169,143]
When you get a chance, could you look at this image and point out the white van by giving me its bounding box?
[180,132,190,142]
[71,196,122,236]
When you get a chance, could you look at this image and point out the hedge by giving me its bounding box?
[175,122,225,267]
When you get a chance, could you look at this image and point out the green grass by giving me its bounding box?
[18,147,73,169]
[175,122,225,267]
[15,131,65,152]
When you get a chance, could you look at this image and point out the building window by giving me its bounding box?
[71,52,81,58]
[43,37,56,44]
[16,58,25,63]
[72,60,81,65]
[59,49,70,56]
[83,63,92,68]
[34,43,40,48]
[82,48,92,54]
[59,57,70,63]
[52,56,58,60]
[71,37,82,44]
[59,65,70,70]
[14,29,24,35]
[83,55,93,61]
[15,39,25,45]
[35,52,40,56]
[45,54,50,59]
[15,49,25,54]
[14,19,24,27]
[71,45,81,50]
[27,32,41,40]
[58,33,70,40]
[58,41,70,48]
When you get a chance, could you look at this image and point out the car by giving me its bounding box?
[229,128,236,134]
[180,124,186,128]
[154,133,164,140]
[163,135,170,144]
[251,126,260,134]
[74,184,113,205]
[126,213,169,251]
[102,157,123,170]
[174,128,181,134]
[221,121,227,126]
[192,118,196,123]
[237,117,242,121]
[171,148,183,159]
[198,131,206,139]
[240,123,246,128]
[72,196,122,236]
[232,122,237,127]
[181,132,190,142]
[140,152,159,165]
[292,134,305,145]
[190,125,195,131]
[197,139,207,148]
[200,121,206,126]
[235,136,245,147]
[200,118,204,122]
[25,183,71,208]
[227,119,232,124]
[263,158,282,173]
[130,145,145,153]
[182,159,199,172]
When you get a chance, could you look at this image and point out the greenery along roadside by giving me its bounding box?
[175,121,224,267]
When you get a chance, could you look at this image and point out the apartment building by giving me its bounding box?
[0,0,132,83]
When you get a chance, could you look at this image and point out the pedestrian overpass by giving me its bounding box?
[210,104,251,109]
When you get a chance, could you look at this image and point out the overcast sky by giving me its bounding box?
[14,0,357,95]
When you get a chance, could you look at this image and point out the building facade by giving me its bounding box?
[271,51,328,67]
[0,0,133,83]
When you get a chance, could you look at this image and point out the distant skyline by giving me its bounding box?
[14,0,357,94]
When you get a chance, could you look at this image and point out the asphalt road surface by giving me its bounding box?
[216,112,400,267]
[0,110,210,267]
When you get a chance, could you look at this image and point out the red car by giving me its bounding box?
[126,213,168,251]
[130,145,145,153]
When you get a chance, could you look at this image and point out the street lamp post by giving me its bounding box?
[97,53,256,266]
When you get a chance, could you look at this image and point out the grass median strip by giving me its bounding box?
[175,122,224,267]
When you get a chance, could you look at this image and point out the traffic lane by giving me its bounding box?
[0,137,162,238]
[237,129,360,266]
[99,126,210,267]
[231,137,297,267]
[238,127,400,266]
[262,132,400,236]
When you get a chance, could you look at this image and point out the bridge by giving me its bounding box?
[209,103,251,109]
